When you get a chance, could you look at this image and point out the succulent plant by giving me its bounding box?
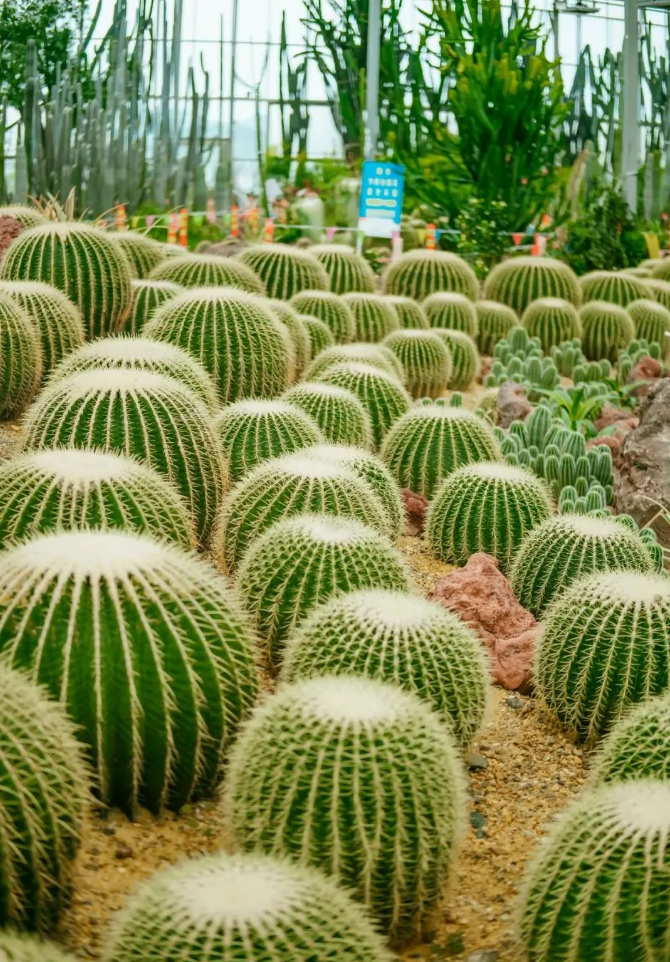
[0,934,77,962]
[616,338,662,381]
[303,342,404,382]
[485,344,560,400]
[22,369,225,544]
[315,362,411,448]
[492,325,543,364]
[589,690,670,785]
[0,280,84,375]
[622,266,652,278]
[536,571,670,742]
[236,245,330,299]
[645,276,670,312]
[427,462,552,571]
[0,205,47,229]
[383,295,429,329]
[128,279,181,335]
[0,529,258,816]
[483,256,581,315]
[149,254,265,294]
[0,223,133,338]
[519,779,670,962]
[145,288,293,404]
[649,258,670,281]
[299,313,335,357]
[112,232,166,279]
[215,399,324,483]
[0,291,43,416]
[626,298,670,351]
[267,299,311,377]
[422,292,478,337]
[226,674,465,943]
[283,382,373,448]
[382,328,452,399]
[550,337,587,376]
[382,249,479,301]
[282,588,489,746]
[434,329,480,390]
[341,293,400,344]
[521,297,582,352]
[579,269,654,306]
[0,448,194,548]
[509,514,654,616]
[290,291,356,343]
[578,301,635,361]
[381,399,501,499]
[310,243,377,294]
[103,851,394,962]
[474,300,518,355]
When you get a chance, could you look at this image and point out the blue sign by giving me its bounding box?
[358,161,405,239]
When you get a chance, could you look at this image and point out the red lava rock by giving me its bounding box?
[402,488,428,536]
[589,432,625,461]
[497,381,532,428]
[428,552,538,692]
[628,357,664,397]
[595,406,639,432]
[0,217,23,263]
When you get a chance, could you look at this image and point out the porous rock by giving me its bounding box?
[496,381,532,428]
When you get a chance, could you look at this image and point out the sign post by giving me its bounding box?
[358,161,405,249]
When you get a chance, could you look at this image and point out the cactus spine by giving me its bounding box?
[483,257,581,314]
[299,313,335,356]
[267,299,311,377]
[149,254,265,294]
[315,362,411,449]
[626,298,670,350]
[646,276,670,312]
[304,342,404,382]
[475,300,519,354]
[521,297,582,352]
[382,329,452,399]
[0,280,84,374]
[112,233,166,279]
[310,244,377,294]
[578,301,635,361]
[579,269,653,306]
[128,279,181,335]
[0,205,47,229]
[342,293,400,343]
[590,691,670,785]
[434,329,480,389]
[0,291,42,415]
[423,292,478,337]
[283,383,373,448]
[382,249,479,301]
[235,245,330,299]
[384,295,429,329]
[290,291,356,343]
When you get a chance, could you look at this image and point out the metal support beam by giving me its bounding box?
[364,0,381,161]
[622,0,640,211]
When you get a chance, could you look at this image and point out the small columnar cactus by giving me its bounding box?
[235,245,330,299]
[381,249,479,301]
[0,448,195,548]
[103,852,394,962]
[578,301,635,361]
[518,779,670,962]
[1,223,133,338]
[423,291,478,337]
[310,243,377,294]
[0,205,47,229]
[475,300,519,354]
[0,280,84,374]
[521,297,582,352]
[0,934,77,962]
[536,572,670,742]
[617,338,664,382]
[483,256,581,314]
[112,232,166,279]
[290,291,356,343]
[315,362,411,448]
[384,295,429,329]
[509,514,654,616]
[342,293,400,343]
[382,328,452,399]
[299,313,335,356]
[304,342,404,382]
[215,399,324,482]
[0,291,42,416]
[226,674,465,943]
[128,279,181,334]
[283,382,373,448]
[580,269,654,306]
[381,399,502,499]
[626,297,670,350]
[427,462,552,571]
[149,253,265,294]
[434,329,480,389]
[145,288,293,404]
[22,369,225,543]
[0,530,258,816]
[590,691,670,785]
[282,588,490,746]
[645,276,670,311]
[268,299,311,377]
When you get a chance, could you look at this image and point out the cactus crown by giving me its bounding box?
[384,295,429,329]
[283,382,373,449]
[112,232,166,279]
[304,341,404,382]
[0,934,77,962]
[149,253,265,294]
[290,290,356,343]
[0,205,47,228]
[579,269,653,306]
[422,291,478,337]
[382,249,479,301]
[310,243,377,294]
[235,245,330,299]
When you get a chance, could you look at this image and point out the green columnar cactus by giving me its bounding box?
[0,224,133,338]
[626,298,670,350]
[282,588,489,747]
[315,362,411,448]
[112,233,166,279]
[422,292,478,337]
[22,369,225,543]
[384,295,429,330]
[283,383,373,448]
[0,292,42,416]
[485,351,560,400]
[0,449,195,548]
[299,314,335,357]
[381,399,502,499]
[381,249,479,301]
[103,852,394,962]
[434,330,480,389]
[235,245,330,299]
[382,329,452,399]
[475,300,519,354]
[427,462,552,571]
[214,454,389,571]
[226,674,465,943]
[268,299,311,377]
[579,270,653,306]
[536,572,670,742]
[149,254,265,294]
[342,293,400,343]
[290,291,356,343]
[521,297,582,352]
[646,276,670,312]
[145,289,293,404]
[304,342,404,382]
[578,301,635,361]
[128,280,181,335]
[590,691,670,785]
[310,244,377,294]
[215,399,324,483]
[483,256,581,314]
[550,337,587,376]
[509,514,654,616]
[0,281,84,374]
[0,934,77,962]
[0,205,47,228]
[518,779,670,962]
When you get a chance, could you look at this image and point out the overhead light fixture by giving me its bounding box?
[638,0,670,7]
[555,0,601,12]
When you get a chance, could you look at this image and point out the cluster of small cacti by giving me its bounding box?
[483,256,581,314]
[310,244,377,294]
[475,300,518,354]
[578,300,635,361]
[382,249,479,301]
[579,269,653,306]
[283,382,373,448]
[485,353,559,399]
[520,297,582,352]
[290,291,356,343]
[617,338,664,382]
[423,292,478,337]
[315,361,411,448]
[236,245,330,299]
[382,328,452,398]
[149,253,265,294]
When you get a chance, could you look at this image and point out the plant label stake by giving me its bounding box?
[179,209,188,248]
[206,199,216,225]
[426,224,437,250]
[167,213,179,245]
[231,205,240,238]
[264,219,275,244]
[358,160,405,241]
[115,205,127,232]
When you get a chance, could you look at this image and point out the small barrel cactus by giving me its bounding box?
[290,291,356,343]
[342,292,400,343]
[650,258,670,281]
[475,300,518,354]
[283,382,373,448]
[519,779,670,962]
[226,674,465,943]
[423,291,478,337]
[128,279,181,334]
[304,342,404,382]
[282,588,490,747]
[0,205,47,229]
[310,243,377,294]
[315,362,411,448]
[215,399,324,482]
[626,297,670,350]
[381,249,479,301]
[1,223,132,338]
[427,462,552,571]
[149,253,265,294]
[483,256,581,314]
[578,301,635,361]
[382,328,452,399]
[0,280,84,374]
[112,232,166,279]
[0,529,258,816]
[381,399,502,499]
[590,690,670,785]
[0,448,195,548]
[434,329,480,389]
[579,269,653,306]
[235,245,330,299]
[268,299,311,377]
[0,934,77,962]
[22,369,225,544]
[646,276,670,311]
[103,852,393,962]
[145,288,293,404]
[509,514,654,616]
[299,313,335,356]
[536,571,670,741]
[521,297,582,352]
[384,295,429,329]
[0,291,43,415]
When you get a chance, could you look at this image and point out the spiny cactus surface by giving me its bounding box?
[128,279,181,335]
[112,233,166,279]
[382,329,452,399]
[475,300,519,355]
[0,280,84,374]
[342,293,400,344]
[483,256,581,315]
[645,276,670,312]
[0,934,77,962]
[310,243,377,294]
[0,291,42,415]
[267,299,312,377]
[626,298,670,351]
[578,301,635,361]
[434,329,480,389]
[299,313,335,357]
[590,690,670,785]
[580,269,653,307]
[236,245,330,299]
[423,291,478,337]
[382,249,479,301]
[521,297,582,352]
[384,295,429,329]
[290,291,356,343]
[0,205,47,229]
[303,342,404,382]
[283,382,373,448]
[315,362,411,448]
[149,254,265,294]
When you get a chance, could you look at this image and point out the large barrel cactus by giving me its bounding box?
[304,342,404,382]
[310,244,377,294]
[382,249,479,301]
[384,295,429,330]
[579,269,653,306]
[0,281,84,374]
[283,382,373,448]
[112,233,166,279]
[148,254,265,294]
[521,297,582,352]
[0,291,43,416]
[342,293,400,343]
[579,301,635,361]
[626,298,670,350]
[128,279,181,335]
[475,300,518,354]
[315,362,411,448]
[290,291,356,343]
[382,328,452,399]
[483,256,581,314]
[300,313,335,356]
[590,691,670,785]
[423,292,478,336]
[236,245,330,299]
[267,299,311,377]
[434,329,480,389]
